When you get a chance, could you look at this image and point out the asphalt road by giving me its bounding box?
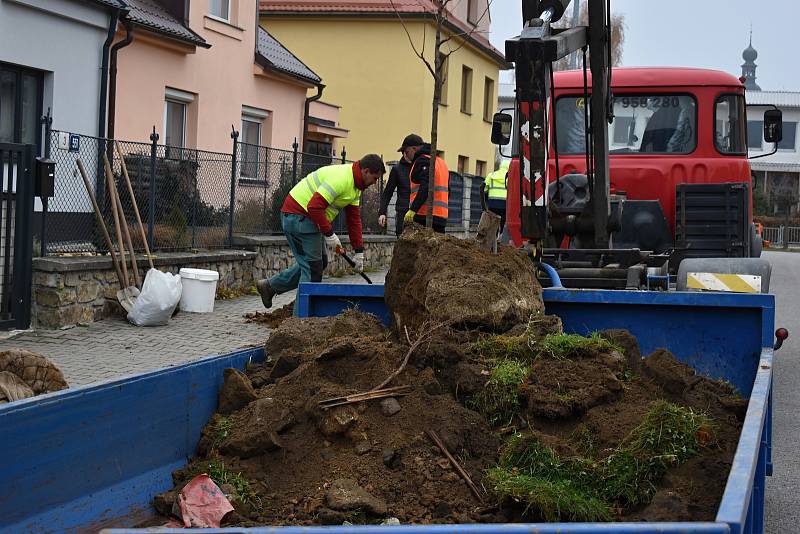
[763,250,800,533]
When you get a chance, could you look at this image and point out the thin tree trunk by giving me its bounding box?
[426,2,445,229]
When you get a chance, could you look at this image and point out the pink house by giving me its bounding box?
[111,0,334,153]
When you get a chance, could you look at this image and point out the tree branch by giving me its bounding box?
[389,0,437,78]
[441,0,494,54]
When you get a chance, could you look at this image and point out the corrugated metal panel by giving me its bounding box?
[256,26,321,84]
[745,91,800,108]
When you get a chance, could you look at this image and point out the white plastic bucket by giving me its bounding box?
[178,268,220,313]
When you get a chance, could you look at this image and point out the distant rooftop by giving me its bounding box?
[745,91,800,108]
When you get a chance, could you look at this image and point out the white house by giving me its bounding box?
[746,91,800,215]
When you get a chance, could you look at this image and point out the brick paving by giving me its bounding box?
[0,271,387,388]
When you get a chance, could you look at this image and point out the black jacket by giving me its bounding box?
[379,157,412,216]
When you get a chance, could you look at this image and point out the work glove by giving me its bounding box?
[324,233,342,260]
[353,252,365,272]
[404,210,416,223]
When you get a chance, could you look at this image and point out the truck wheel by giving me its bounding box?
[750,224,763,258]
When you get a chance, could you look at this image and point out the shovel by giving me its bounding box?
[337,249,372,284]
[76,159,136,313]
[103,154,139,312]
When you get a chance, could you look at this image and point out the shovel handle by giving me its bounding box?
[76,160,125,288]
[339,252,373,284]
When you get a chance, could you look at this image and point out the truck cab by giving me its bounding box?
[505,67,770,260]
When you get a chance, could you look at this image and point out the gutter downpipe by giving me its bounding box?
[108,21,134,143]
[302,84,325,153]
[95,6,122,217]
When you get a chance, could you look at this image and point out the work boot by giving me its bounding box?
[256,279,276,309]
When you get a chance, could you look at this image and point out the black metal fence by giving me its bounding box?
[37,128,383,255]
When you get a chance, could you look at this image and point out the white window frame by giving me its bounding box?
[239,106,270,182]
[209,0,231,22]
[163,88,193,152]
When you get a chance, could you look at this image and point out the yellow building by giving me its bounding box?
[259,0,507,177]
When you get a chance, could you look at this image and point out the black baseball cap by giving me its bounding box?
[397,133,424,152]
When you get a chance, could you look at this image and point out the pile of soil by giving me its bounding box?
[244,302,295,329]
[149,228,744,527]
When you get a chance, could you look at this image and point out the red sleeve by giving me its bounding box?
[344,204,363,251]
[306,193,333,235]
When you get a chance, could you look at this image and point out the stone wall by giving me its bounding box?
[32,235,396,329]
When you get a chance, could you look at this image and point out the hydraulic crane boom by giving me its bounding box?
[505,0,612,251]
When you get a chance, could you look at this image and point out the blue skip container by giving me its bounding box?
[0,283,776,534]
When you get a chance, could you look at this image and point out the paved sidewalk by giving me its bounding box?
[0,271,386,388]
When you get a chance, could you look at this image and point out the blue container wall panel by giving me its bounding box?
[296,282,389,324]
[0,348,265,534]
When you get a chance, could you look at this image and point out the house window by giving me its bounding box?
[483,77,495,122]
[164,101,186,146]
[240,106,270,181]
[461,66,473,114]
[467,0,479,25]
[476,160,487,177]
[747,120,763,150]
[209,0,230,21]
[439,56,449,106]
[0,64,42,147]
[240,120,261,179]
[457,155,469,174]
[778,122,797,151]
[164,88,194,158]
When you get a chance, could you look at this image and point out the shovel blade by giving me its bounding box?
[117,286,140,313]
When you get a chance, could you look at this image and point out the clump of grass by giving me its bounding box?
[570,424,598,457]
[488,401,713,518]
[598,400,713,506]
[536,332,620,360]
[471,334,532,361]
[487,434,610,522]
[208,416,233,451]
[208,460,260,508]
[469,359,530,426]
[486,467,612,522]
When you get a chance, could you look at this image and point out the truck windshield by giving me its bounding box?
[555,94,697,155]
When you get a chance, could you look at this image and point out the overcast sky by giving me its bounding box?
[488,0,799,91]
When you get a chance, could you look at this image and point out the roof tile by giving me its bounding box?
[256,26,322,84]
[122,0,208,47]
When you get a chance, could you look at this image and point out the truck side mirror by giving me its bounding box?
[764,109,783,144]
[491,113,513,146]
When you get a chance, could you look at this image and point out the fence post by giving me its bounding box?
[191,150,198,249]
[292,138,299,185]
[341,146,347,164]
[229,126,239,247]
[148,127,159,250]
[39,108,53,257]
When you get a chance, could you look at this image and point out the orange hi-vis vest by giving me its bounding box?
[409,155,449,219]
